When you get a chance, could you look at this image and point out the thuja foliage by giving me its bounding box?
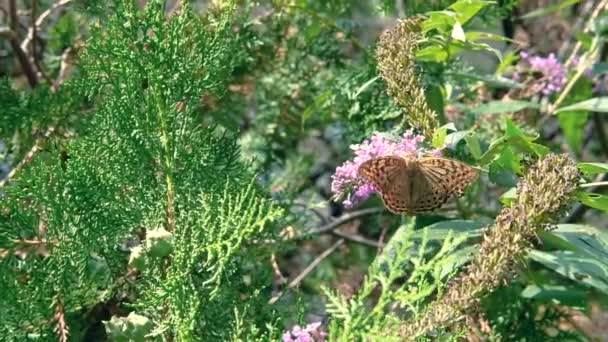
[1,1,283,340]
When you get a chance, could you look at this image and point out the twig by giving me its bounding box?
[20,0,73,54]
[53,301,69,342]
[0,125,56,187]
[331,230,380,248]
[8,0,38,87]
[29,0,55,88]
[580,181,608,188]
[302,207,383,236]
[271,253,287,285]
[268,239,345,305]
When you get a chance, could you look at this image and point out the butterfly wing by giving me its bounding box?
[407,157,478,213]
[358,156,413,213]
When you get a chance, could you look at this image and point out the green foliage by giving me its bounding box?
[1,0,608,341]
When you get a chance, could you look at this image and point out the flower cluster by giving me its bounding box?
[331,131,427,208]
[513,51,567,96]
[282,322,327,342]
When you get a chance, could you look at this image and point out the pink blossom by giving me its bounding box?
[516,51,567,96]
[282,322,327,342]
[331,131,427,208]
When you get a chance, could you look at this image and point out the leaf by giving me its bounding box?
[432,127,447,148]
[354,76,379,98]
[529,250,608,294]
[554,97,608,114]
[445,130,470,149]
[471,100,540,115]
[576,191,608,212]
[500,187,517,205]
[438,245,476,278]
[520,0,583,19]
[544,224,608,260]
[464,133,482,159]
[451,22,466,41]
[412,219,486,240]
[423,11,457,33]
[557,77,593,153]
[447,72,524,89]
[448,0,496,25]
[520,284,588,306]
[578,162,608,174]
[558,112,588,153]
[416,45,449,63]
[466,31,514,43]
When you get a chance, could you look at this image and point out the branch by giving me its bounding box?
[53,301,69,342]
[0,125,56,187]
[20,0,73,53]
[7,0,38,87]
[268,238,344,305]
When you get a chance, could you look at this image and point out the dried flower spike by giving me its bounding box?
[399,154,580,339]
[376,17,439,140]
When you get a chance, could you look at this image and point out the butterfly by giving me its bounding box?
[358,155,478,214]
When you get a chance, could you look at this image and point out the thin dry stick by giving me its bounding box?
[7,0,38,87]
[21,0,73,53]
[29,0,55,88]
[0,125,56,187]
[268,239,345,305]
[303,207,383,236]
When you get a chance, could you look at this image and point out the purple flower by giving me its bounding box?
[517,51,567,96]
[331,131,427,208]
[282,322,327,342]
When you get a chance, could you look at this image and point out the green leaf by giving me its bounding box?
[558,112,588,153]
[576,191,608,211]
[445,130,470,149]
[466,31,514,43]
[529,250,608,294]
[471,100,540,115]
[578,162,608,174]
[547,224,608,260]
[520,0,583,19]
[521,284,588,306]
[500,187,517,205]
[451,21,466,41]
[447,72,524,89]
[423,11,457,33]
[464,133,482,159]
[557,77,593,153]
[432,127,447,148]
[416,45,449,63]
[554,97,608,114]
[412,219,486,240]
[448,0,496,25]
[353,76,379,98]
[574,31,594,51]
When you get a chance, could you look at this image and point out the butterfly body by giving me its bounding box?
[358,156,478,214]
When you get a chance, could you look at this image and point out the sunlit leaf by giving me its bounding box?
[578,162,608,174]
[448,0,496,25]
[451,22,466,41]
[576,191,608,212]
[464,133,482,159]
[555,97,608,114]
[529,250,608,294]
[471,100,540,115]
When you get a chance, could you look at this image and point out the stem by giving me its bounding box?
[580,181,608,188]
